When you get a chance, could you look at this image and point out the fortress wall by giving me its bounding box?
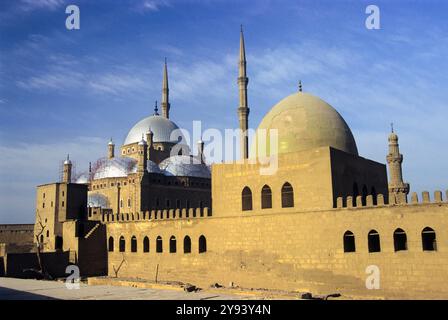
[0,224,34,253]
[212,147,334,215]
[106,203,448,299]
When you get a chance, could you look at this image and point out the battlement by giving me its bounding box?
[336,190,448,209]
[101,207,212,223]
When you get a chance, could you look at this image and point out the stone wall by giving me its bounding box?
[105,201,448,299]
[0,224,34,253]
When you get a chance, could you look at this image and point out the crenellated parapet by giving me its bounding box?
[101,207,212,223]
[336,189,448,209]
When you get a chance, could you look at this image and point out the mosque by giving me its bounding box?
[1,28,447,299]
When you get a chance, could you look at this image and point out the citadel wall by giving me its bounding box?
[104,195,448,299]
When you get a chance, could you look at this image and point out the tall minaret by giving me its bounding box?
[238,25,250,159]
[62,154,72,183]
[386,125,410,203]
[161,58,170,119]
[108,138,115,159]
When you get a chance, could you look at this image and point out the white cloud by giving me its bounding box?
[19,0,66,11]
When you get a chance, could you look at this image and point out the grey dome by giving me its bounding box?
[75,173,89,184]
[93,157,137,180]
[124,115,185,145]
[147,160,162,174]
[159,155,211,178]
[88,193,109,208]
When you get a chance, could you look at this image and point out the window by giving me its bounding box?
[281,182,294,208]
[261,185,272,209]
[156,236,163,253]
[241,186,252,211]
[43,193,45,199]
[62,201,65,207]
[43,203,45,208]
[169,236,176,253]
[55,236,63,250]
[46,230,49,237]
[343,231,356,252]
[199,235,207,253]
[131,236,137,252]
[119,236,125,252]
[183,236,191,253]
[120,200,123,208]
[422,227,437,251]
[108,237,114,252]
[40,234,44,243]
[393,228,407,251]
[368,230,381,253]
[128,198,131,208]
[143,236,150,253]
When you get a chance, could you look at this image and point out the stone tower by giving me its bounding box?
[386,126,410,203]
[161,59,170,119]
[108,138,115,159]
[237,26,250,159]
[146,128,153,160]
[137,137,148,173]
[62,154,72,183]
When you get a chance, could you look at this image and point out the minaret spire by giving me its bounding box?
[237,25,250,159]
[386,126,410,204]
[161,58,170,119]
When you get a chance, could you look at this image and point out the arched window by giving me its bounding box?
[362,185,368,206]
[156,236,163,253]
[393,228,407,251]
[119,236,125,252]
[343,231,356,252]
[199,235,207,253]
[261,185,272,209]
[183,236,191,253]
[353,183,359,206]
[108,236,114,252]
[368,230,381,253]
[422,227,437,251]
[40,234,44,243]
[143,236,149,253]
[169,236,177,253]
[281,182,294,208]
[131,236,137,252]
[242,187,253,211]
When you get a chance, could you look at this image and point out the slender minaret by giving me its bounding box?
[386,124,410,203]
[197,139,205,164]
[161,58,170,119]
[137,135,148,174]
[108,138,115,159]
[146,128,153,160]
[63,154,72,183]
[237,25,250,159]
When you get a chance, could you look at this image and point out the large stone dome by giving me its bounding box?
[124,115,184,145]
[252,92,358,157]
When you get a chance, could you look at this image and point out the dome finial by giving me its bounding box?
[154,100,159,115]
[391,122,394,133]
[298,80,302,93]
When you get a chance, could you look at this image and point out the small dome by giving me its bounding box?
[159,155,210,178]
[252,92,358,157]
[75,173,89,184]
[147,160,162,174]
[92,157,137,180]
[88,193,110,208]
[124,115,185,145]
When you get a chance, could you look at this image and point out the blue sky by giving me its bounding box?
[1,0,448,223]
